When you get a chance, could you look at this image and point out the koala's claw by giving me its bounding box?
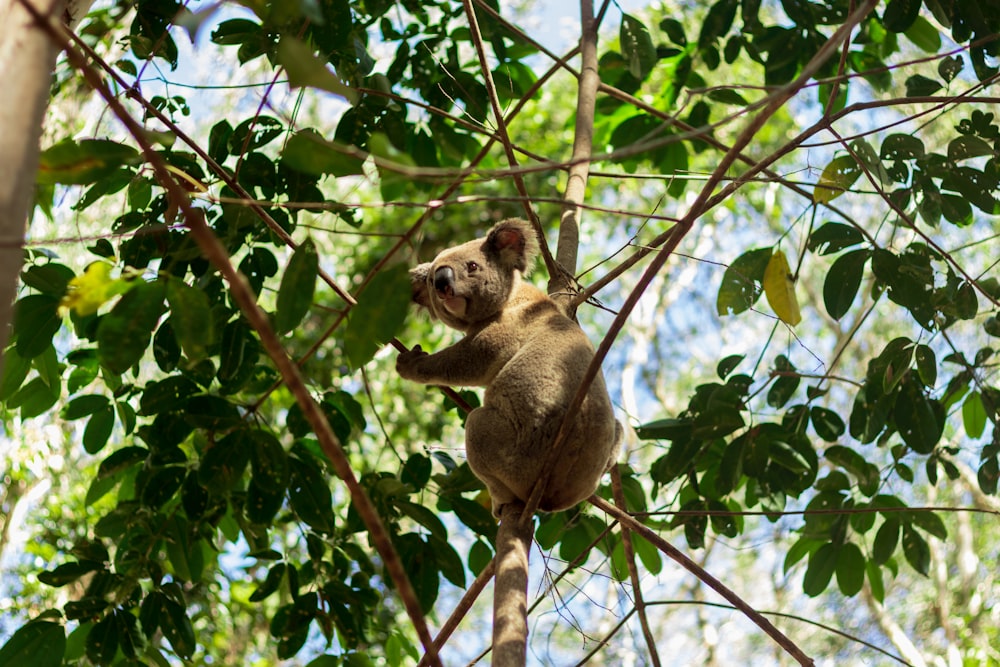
[396,345,428,378]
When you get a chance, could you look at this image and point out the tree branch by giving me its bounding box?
[551,0,601,302]
[590,496,814,666]
[23,6,441,664]
[610,466,661,666]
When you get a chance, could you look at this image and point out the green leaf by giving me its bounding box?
[962,392,987,438]
[184,395,243,430]
[825,445,879,496]
[250,431,289,493]
[803,542,839,596]
[61,394,111,420]
[767,356,799,409]
[948,136,993,161]
[0,347,31,401]
[468,539,493,576]
[895,382,944,454]
[343,263,412,369]
[85,614,117,666]
[13,295,62,359]
[698,0,737,49]
[142,467,186,508]
[813,155,862,203]
[282,130,365,177]
[38,561,102,587]
[166,279,214,361]
[903,15,941,52]
[159,599,196,659]
[277,35,358,103]
[275,239,319,334]
[36,139,140,185]
[911,509,947,540]
[882,0,921,32]
[97,446,149,479]
[397,501,448,541]
[199,431,251,492]
[96,281,166,374]
[289,456,334,533]
[914,345,936,386]
[246,478,285,524]
[21,263,75,297]
[430,534,466,588]
[7,377,60,419]
[938,55,963,82]
[621,14,657,79]
[823,249,869,320]
[716,354,744,379]
[217,320,259,393]
[905,74,943,97]
[866,558,885,603]
[139,376,200,415]
[850,138,889,185]
[880,134,925,160]
[402,453,432,490]
[114,610,145,659]
[810,407,845,442]
[83,405,116,454]
[64,623,91,662]
[901,524,930,575]
[835,542,865,596]
[716,247,772,316]
[249,563,286,602]
[872,519,899,565]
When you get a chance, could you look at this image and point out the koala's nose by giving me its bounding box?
[433,266,455,294]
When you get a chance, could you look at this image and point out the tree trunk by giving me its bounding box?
[0,0,91,372]
[492,502,532,667]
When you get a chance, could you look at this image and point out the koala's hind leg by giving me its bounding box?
[465,406,528,516]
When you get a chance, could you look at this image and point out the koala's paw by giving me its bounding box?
[396,345,428,380]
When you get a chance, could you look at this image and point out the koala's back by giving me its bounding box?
[467,282,620,513]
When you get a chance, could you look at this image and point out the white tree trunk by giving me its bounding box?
[0,0,91,372]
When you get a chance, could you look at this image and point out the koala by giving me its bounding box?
[396,218,621,517]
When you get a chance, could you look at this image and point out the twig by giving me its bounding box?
[526,0,881,524]
[610,466,661,666]
[590,496,814,666]
[415,559,496,667]
[460,0,558,280]
[552,0,601,298]
[22,5,441,664]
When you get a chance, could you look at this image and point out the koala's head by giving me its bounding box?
[411,218,539,331]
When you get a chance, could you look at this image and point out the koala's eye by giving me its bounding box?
[466,261,479,272]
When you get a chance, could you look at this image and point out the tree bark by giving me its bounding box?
[0,0,91,372]
[492,502,532,667]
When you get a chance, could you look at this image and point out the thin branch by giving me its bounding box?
[552,0,600,298]
[415,560,497,667]
[591,496,814,666]
[610,466,661,666]
[460,0,558,279]
[522,9,879,662]
[25,6,441,664]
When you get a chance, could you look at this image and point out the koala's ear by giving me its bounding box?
[410,263,432,308]
[487,218,539,273]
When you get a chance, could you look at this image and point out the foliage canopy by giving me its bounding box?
[2,0,999,664]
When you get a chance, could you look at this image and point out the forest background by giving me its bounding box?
[0,0,998,665]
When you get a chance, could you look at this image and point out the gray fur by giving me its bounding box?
[397,218,622,516]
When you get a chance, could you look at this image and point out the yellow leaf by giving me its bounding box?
[813,155,862,204]
[763,250,802,326]
[59,262,137,316]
